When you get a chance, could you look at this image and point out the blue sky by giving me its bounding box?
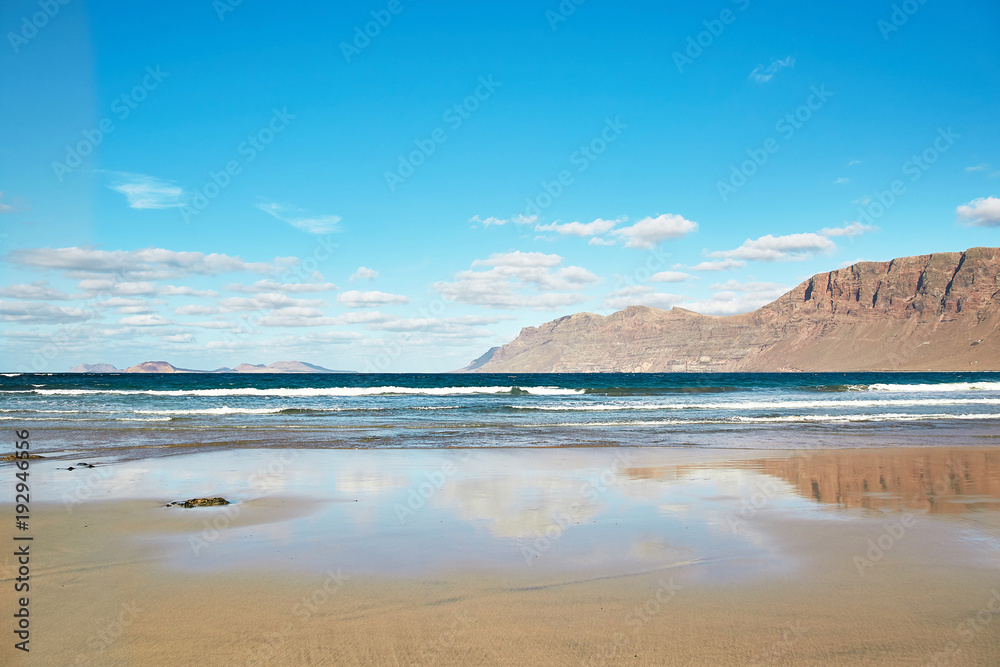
[1,0,998,371]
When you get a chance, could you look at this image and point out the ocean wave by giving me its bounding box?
[510,397,1000,411]
[539,412,1000,427]
[866,382,1000,392]
[23,386,585,398]
[582,386,739,395]
[0,416,166,422]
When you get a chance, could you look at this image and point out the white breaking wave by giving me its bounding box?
[514,397,1000,411]
[867,382,1000,392]
[0,416,164,422]
[134,407,292,416]
[25,385,585,398]
[537,412,1000,427]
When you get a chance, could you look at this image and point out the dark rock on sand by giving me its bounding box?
[166,497,231,508]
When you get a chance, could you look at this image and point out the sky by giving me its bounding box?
[1,0,998,372]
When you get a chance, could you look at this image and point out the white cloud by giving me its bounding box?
[0,301,93,324]
[119,314,172,326]
[966,164,989,172]
[95,297,155,313]
[186,321,234,329]
[956,196,1000,227]
[435,252,596,310]
[465,252,600,290]
[834,177,849,184]
[535,217,622,238]
[649,271,692,283]
[0,281,73,300]
[602,285,683,310]
[472,251,563,269]
[11,247,294,279]
[78,279,157,295]
[254,202,340,234]
[707,233,835,262]
[158,285,220,298]
[256,308,337,327]
[204,331,361,351]
[681,281,790,315]
[709,280,788,293]
[227,280,337,294]
[749,56,795,83]
[689,259,746,271]
[328,311,391,324]
[848,160,862,166]
[108,173,186,209]
[588,237,616,246]
[471,214,537,227]
[174,305,217,316]
[337,290,410,307]
[349,266,379,282]
[438,287,586,310]
[819,222,877,237]
[611,214,698,249]
[218,293,326,312]
[369,316,496,338]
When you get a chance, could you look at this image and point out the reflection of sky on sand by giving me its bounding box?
[25,447,1000,580]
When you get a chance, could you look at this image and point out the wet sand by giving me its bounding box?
[4,447,1000,665]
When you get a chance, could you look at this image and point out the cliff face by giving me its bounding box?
[471,247,1000,372]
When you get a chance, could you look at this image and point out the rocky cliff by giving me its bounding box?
[468,247,1000,372]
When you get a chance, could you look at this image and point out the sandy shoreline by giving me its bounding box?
[4,446,1000,665]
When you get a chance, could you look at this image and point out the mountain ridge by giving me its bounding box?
[464,247,1000,372]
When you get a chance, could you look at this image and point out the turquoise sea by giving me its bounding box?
[3,372,1000,460]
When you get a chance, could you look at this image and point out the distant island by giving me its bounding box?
[463,247,1000,373]
[68,361,356,374]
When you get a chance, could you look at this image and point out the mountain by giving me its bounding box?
[233,361,352,373]
[68,363,120,373]
[125,361,193,373]
[466,247,1000,373]
[118,361,355,373]
[459,347,501,372]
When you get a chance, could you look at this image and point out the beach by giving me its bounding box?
[6,0,998,662]
[4,445,1000,665]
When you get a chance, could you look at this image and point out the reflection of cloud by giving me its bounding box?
[336,471,407,495]
[436,475,599,539]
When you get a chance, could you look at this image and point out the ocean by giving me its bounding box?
[3,371,1000,460]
